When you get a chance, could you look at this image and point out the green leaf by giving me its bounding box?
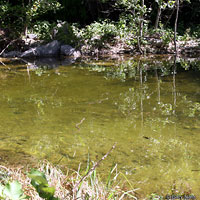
[28,169,48,187]
[38,185,55,199]
[4,181,28,200]
[108,192,114,199]
[28,169,58,200]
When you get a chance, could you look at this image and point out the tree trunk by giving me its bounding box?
[174,0,179,54]
[140,0,144,38]
[137,0,144,54]
[155,6,161,29]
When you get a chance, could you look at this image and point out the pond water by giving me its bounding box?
[0,56,200,198]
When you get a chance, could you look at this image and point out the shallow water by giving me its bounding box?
[0,56,200,197]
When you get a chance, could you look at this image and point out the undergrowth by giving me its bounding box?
[0,161,138,200]
[0,144,138,200]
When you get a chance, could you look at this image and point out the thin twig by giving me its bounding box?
[75,118,86,130]
[0,39,17,56]
[73,143,117,192]
[174,0,180,54]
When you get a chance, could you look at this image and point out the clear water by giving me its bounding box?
[0,56,200,197]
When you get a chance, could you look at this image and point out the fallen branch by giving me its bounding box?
[0,39,17,56]
[73,142,117,192]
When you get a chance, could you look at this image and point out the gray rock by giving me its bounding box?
[3,51,22,58]
[37,40,61,56]
[60,45,75,56]
[21,40,61,58]
[60,45,81,57]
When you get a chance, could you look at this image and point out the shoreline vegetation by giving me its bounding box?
[0,145,195,200]
[0,23,200,59]
[0,144,140,200]
[0,0,200,58]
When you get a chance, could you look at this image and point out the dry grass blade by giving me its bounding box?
[73,143,117,193]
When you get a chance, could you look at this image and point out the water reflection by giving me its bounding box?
[0,56,200,197]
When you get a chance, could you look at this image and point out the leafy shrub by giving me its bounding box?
[149,27,174,45]
[81,20,118,47]
[55,22,80,46]
[69,17,140,53]
[33,21,56,41]
[161,29,174,45]
[31,20,80,44]
[0,2,26,37]
[191,25,200,39]
[0,0,62,39]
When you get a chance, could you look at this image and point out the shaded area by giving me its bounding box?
[0,149,37,168]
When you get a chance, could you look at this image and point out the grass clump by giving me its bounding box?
[0,144,138,199]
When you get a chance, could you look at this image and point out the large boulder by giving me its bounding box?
[21,40,61,58]
[60,45,81,57]
[1,40,81,58]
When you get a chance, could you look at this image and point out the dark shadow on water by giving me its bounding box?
[23,57,80,70]
[0,149,37,167]
[0,56,81,70]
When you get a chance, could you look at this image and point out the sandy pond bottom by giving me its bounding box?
[0,56,200,198]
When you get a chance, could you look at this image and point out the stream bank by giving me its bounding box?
[1,29,200,59]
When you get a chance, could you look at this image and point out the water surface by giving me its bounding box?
[0,56,200,197]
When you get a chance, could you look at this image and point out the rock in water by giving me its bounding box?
[60,45,81,57]
[21,40,61,58]
[3,40,81,58]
